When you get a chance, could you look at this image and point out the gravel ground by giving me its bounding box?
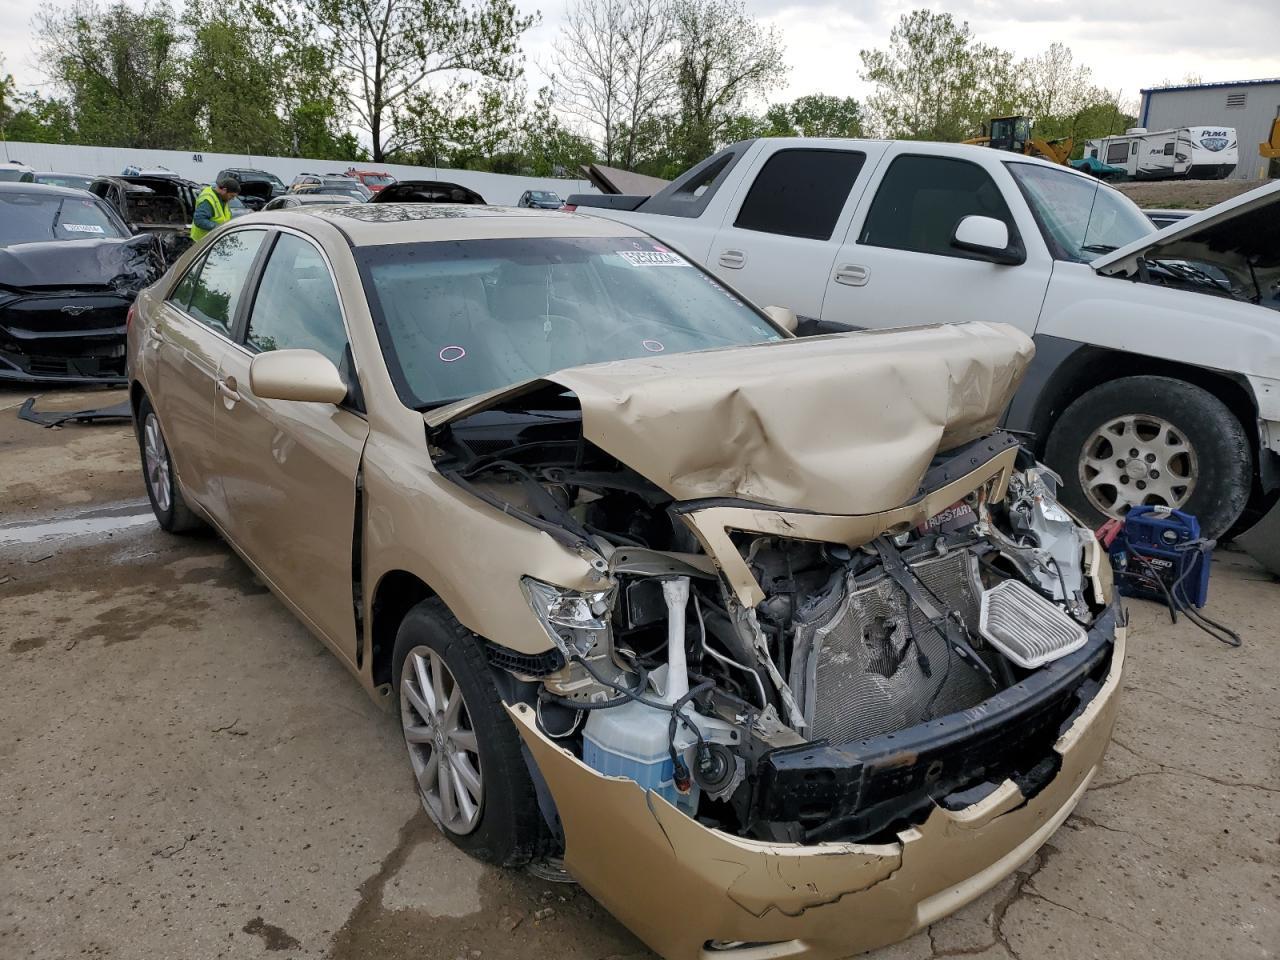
[2,385,1277,960]
[1114,178,1269,210]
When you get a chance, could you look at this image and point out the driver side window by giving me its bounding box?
[244,233,349,370]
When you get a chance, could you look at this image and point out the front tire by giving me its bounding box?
[1044,376,1251,539]
[392,599,541,865]
[136,394,204,534]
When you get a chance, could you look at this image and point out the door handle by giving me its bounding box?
[147,327,164,347]
[834,264,870,287]
[718,249,746,270]
[216,375,240,403]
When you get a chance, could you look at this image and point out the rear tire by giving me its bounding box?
[136,394,204,534]
[392,599,541,866]
[1044,376,1251,540]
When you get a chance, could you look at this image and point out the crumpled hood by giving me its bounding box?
[0,235,163,294]
[429,321,1034,516]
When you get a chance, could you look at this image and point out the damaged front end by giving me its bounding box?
[427,325,1123,958]
[0,234,162,383]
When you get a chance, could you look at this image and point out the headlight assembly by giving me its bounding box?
[521,577,614,656]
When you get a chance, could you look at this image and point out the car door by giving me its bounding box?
[215,230,370,662]
[152,229,268,524]
[820,149,1052,335]
[707,144,883,323]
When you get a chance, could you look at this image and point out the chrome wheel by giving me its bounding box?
[1079,413,1198,517]
[143,412,172,513]
[400,646,483,835]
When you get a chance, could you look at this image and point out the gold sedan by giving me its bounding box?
[127,204,1122,960]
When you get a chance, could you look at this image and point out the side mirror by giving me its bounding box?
[249,348,348,404]
[951,215,1025,265]
[763,305,799,334]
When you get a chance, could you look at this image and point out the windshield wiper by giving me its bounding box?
[1081,243,1118,254]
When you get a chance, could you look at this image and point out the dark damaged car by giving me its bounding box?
[0,182,163,384]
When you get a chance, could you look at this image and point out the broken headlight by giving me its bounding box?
[521,577,614,656]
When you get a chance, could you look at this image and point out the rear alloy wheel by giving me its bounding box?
[1045,376,1251,540]
[135,394,204,534]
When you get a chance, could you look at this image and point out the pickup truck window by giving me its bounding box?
[1006,162,1152,263]
[638,142,750,219]
[733,149,866,241]
[858,155,1016,259]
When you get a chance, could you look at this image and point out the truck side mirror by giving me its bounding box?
[763,305,798,334]
[951,215,1025,265]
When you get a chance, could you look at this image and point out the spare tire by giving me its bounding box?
[1044,375,1251,540]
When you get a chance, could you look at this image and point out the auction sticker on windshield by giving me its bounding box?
[63,224,106,234]
[617,249,689,267]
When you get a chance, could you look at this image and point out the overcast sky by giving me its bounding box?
[3,0,1277,117]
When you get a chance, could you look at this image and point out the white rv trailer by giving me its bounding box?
[1083,126,1238,180]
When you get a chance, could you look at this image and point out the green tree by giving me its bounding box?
[36,0,197,148]
[394,78,525,170]
[859,10,1010,142]
[776,94,863,138]
[521,86,598,177]
[183,0,287,154]
[264,0,537,162]
[671,0,786,166]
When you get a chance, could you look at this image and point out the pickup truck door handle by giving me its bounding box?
[834,264,870,287]
[718,249,747,270]
[216,375,241,404]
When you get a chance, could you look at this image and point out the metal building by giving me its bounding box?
[1139,78,1280,180]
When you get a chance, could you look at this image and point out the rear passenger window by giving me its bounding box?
[168,256,204,311]
[186,230,266,335]
[734,149,865,241]
[859,155,1015,258]
[245,234,348,369]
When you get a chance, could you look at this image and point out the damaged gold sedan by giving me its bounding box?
[127,204,1123,960]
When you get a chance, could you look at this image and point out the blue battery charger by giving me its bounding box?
[1107,506,1212,609]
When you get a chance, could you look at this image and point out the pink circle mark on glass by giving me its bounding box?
[439,345,466,363]
[641,339,665,353]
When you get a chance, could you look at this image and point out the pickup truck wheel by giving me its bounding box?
[393,599,541,866]
[136,395,204,534]
[1045,376,1251,540]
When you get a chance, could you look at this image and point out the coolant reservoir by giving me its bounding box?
[583,699,697,810]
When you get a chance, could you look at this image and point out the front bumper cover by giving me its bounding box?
[510,622,1125,960]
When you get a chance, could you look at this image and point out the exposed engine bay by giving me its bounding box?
[429,390,1116,846]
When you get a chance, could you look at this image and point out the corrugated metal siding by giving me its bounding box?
[1141,81,1280,179]
[0,141,596,203]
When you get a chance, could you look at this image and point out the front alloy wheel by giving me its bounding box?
[1079,413,1198,515]
[401,645,484,835]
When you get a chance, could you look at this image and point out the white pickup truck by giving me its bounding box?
[567,138,1280,556]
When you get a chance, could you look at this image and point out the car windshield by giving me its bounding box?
[34,174,93,190]
[532,192,559,201]
[0,167,32,182]
[357,236,784,408]
[0,194,127,245]
[362,174,395,185]
[1007,162,1153,262]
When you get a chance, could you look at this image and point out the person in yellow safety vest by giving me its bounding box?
[190,176,241,242]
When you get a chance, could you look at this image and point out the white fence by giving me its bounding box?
[1,141,596,205]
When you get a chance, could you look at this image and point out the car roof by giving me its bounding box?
[0,181,99,199]
[260,203,648,245]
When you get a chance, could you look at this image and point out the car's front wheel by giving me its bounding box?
[392,599,542,865]
[1045,375,1251,539]
[136,394,204,534]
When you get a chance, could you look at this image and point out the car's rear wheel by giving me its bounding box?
[136,395,204,534]
[392,599,541,865]
[1045,376,1251,539]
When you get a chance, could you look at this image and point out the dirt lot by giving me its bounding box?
[1114,178,1268,210]
[2,385,1278,960]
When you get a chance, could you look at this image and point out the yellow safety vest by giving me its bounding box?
[190,186,231,242]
